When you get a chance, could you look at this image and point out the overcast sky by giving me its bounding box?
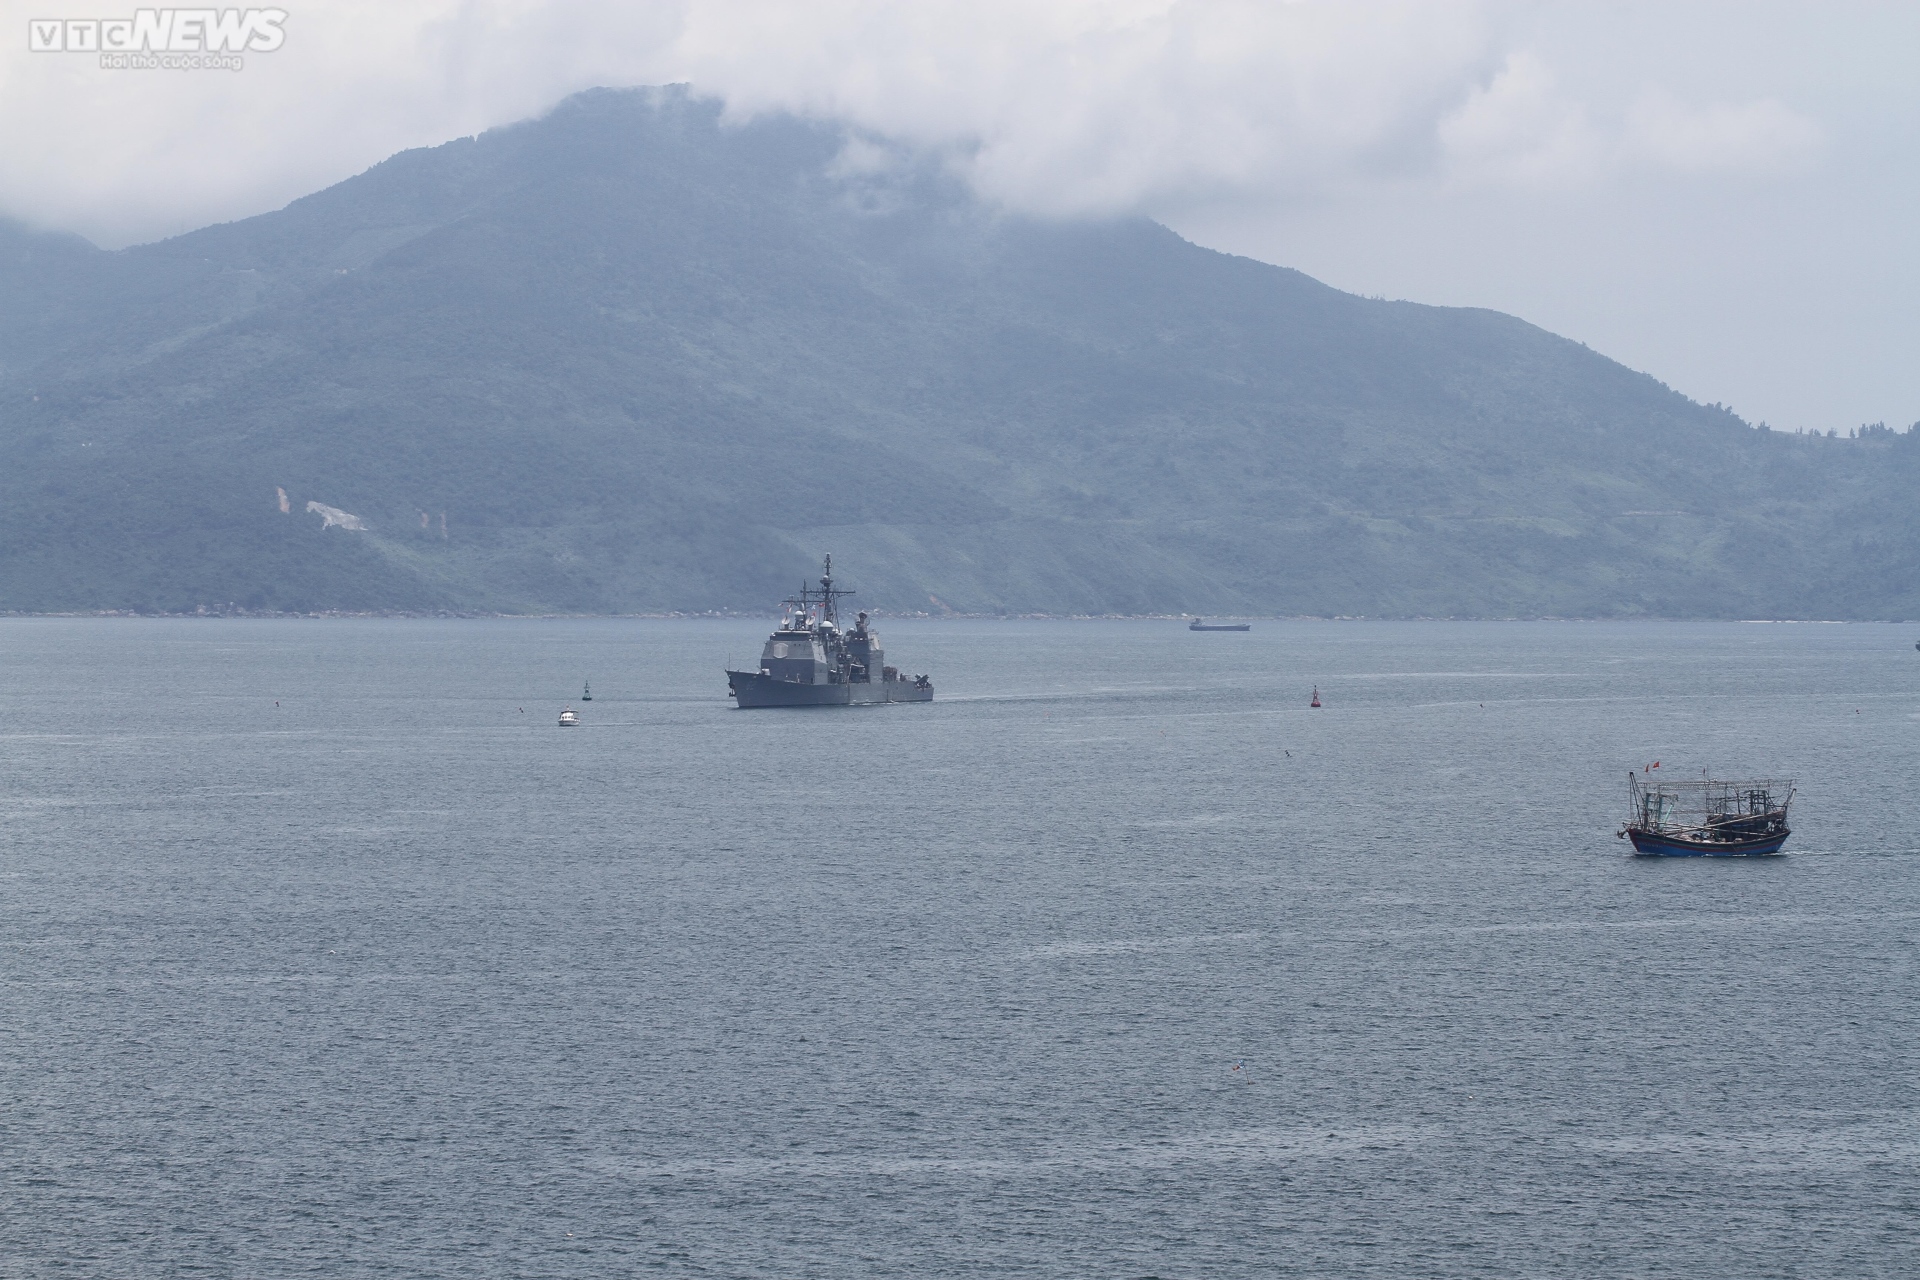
[4,1,1914,431]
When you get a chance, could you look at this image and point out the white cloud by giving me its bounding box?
[1,0,1511,242]
[1436,52,1602,186]
[1436,52,1821,188]
[1623,89,1821,175]
[673,0,1507,215]
[0,0,1830,246]
[0,0,687,244]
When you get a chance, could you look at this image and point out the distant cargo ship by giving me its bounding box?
[1188,618,1250,631]
[726,557,933,708]
[1619,772,1793,856]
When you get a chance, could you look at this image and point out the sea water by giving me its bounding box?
[2,618,1916,1277]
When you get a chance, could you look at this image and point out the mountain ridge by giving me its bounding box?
[3,85,1916,618]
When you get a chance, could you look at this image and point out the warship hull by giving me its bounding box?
[727,670,933,708]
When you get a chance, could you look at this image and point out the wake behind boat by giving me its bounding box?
[726,557,933,708]
[1619,772,1793,856]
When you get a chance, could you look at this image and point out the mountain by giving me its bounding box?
[3,85,1916,617]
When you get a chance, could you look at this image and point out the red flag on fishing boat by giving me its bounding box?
[1644,761,1660,772]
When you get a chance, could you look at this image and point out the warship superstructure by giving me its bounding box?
[726,557,933,708]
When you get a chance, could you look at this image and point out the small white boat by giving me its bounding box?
[558,707,580,727]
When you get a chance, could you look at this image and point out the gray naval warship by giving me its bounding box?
[726,557,933,708]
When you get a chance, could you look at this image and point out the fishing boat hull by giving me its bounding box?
[726,670,932,708]
[1624,827,1789,857]
[1189,624,1250,631]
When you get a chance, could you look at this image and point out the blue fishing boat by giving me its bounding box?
[1619,772,1793,856]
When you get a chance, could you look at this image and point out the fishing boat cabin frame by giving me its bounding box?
[1620,773,1793,856]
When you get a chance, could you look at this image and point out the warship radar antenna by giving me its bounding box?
[779,555,856,630]
[813,554,854,627]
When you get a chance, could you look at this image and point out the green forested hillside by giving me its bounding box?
[2,86,1915,617]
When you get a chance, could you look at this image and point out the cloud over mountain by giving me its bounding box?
[0,0,1818,243]
[0,1,1908,433]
